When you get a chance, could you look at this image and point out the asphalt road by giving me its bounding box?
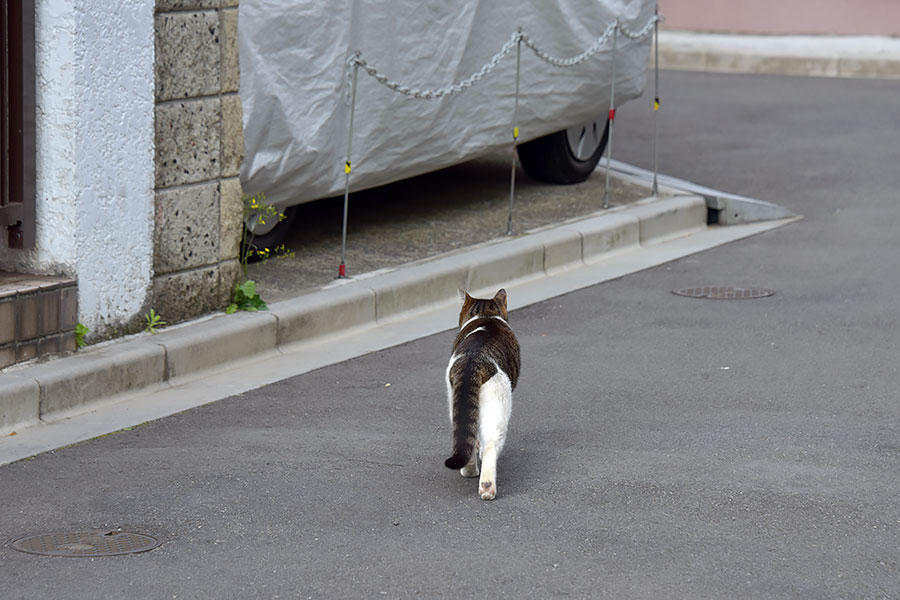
[2,71,900,599]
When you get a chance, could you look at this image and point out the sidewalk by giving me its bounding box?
[657,30,900,78]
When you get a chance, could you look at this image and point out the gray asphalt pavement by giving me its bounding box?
[3,71,900,599]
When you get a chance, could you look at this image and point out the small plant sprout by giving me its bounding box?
[75,322,89,348]
[144,309,166,334]
[226,280,268,314]
[241,192,287,275]
[226,193,294,315]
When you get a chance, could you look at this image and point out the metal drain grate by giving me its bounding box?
[9,530,160,557]
[673,286,774,300]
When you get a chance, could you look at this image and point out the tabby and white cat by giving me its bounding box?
[445,289,521,500]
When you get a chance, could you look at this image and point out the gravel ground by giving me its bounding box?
[247,149,651,302]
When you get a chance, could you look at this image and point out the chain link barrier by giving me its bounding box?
[348,16,660,98]
[338,11,662,277]
[520,22,617,69]
[350,35,520,101]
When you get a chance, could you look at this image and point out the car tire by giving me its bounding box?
[517,117,610,184]
[244,205,298,257]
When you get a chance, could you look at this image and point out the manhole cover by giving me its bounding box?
[9,530,160,557]
[673,286,774,299]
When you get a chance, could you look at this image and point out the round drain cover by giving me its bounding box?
[9,530,160,557]
[673,286,774,300]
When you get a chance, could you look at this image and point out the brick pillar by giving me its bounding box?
[153,0,243,323]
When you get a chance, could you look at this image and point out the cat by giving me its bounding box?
[444,289,521,500]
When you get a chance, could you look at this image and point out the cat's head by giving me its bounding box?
[458,289,508,326]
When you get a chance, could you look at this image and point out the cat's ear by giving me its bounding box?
[493,288,508,309]
[458,289,471,303]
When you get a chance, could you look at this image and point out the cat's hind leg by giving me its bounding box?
[460,440,479,478]
[479,442,499,500]
[477,370,512,500]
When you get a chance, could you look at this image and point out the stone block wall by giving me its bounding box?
[153,0,243,323]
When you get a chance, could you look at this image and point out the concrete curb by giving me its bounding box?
[0,194,707,434]
[655,31,900,78]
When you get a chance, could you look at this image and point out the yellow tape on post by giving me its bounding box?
[345,161,352,174]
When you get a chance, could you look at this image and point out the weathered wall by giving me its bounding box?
[0,0,243,344]
[153,0,244,322]
[0,1,157,335]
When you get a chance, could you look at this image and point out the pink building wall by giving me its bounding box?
[659,0,900,36]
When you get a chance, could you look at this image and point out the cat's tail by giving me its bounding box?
[444,362,485,470]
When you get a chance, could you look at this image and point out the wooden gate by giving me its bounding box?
[1,0,35,250]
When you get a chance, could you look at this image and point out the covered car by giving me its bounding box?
[239,0,657,240]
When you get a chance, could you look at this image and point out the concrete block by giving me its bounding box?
[707,52,839,77]
[655,47,707,71]
[630,196,707,245]
[272,285,377,346]
[60,284,78,330]
[0,344,14,369]
[155,11,221,101]
[0,374,40,434]
[16,341,38,363]
[534,228,583,275]
[16,293,40,340]
[218,259,243,306]
[61,331,77,353]
[155,98,221,187]
[153,266,221,322]
[154,182,220,273]
[157,0,220,10]
[38,288,60,336]
[465,237,545,295]
[567,213,641,264]
[220,8,240,93]
[37,334,62,356]
[219,177,243,261]
[220,95,243,177]
[32,340,167,419]
[155,311,278,380]
[368,260,469,322]
[0,298,14,344]
[839,57,900,79]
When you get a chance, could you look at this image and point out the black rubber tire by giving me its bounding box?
[244,205,298,259]
[517,119,610,184]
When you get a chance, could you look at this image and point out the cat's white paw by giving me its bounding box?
[460,463,479,478]
[479,479,496,500]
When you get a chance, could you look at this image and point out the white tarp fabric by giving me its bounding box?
[239,1,656,210]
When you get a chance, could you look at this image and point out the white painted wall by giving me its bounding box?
[0,0,156,334]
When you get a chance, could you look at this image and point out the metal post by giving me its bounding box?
[339,54,359,278]
[602,23,618,209]
[507,30,522,236]
[652,5,660,196]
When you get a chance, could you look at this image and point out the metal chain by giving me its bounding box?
[521,21,616,68]
[349,14,660,99]
[351,33,519,99]
[618,13,663,40]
